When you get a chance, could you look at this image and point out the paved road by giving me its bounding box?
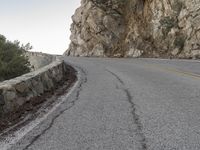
[9,57,200,150]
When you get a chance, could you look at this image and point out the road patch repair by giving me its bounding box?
[0,60,78,149]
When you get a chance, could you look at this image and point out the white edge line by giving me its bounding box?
[0,65,82,150]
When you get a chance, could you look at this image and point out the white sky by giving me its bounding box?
[0,0,81,54]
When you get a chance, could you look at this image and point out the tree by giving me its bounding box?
[0,35,31,81]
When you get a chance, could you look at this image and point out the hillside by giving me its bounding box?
[65,0,200,59]
[26,52,57,70]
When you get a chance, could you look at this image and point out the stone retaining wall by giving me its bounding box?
[26,52,59,70]
[0,60,71,116]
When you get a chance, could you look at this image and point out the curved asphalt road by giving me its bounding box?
[9,57,200,150]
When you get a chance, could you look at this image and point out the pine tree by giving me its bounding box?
[0,35,31,81]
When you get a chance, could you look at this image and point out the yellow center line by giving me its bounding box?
[144,63,200,80]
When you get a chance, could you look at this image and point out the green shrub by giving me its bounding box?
[0,35,31,81]
[173,34,185,50]
[172,1,185,15]
[160,16,178,38]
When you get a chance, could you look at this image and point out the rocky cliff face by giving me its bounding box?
[65,0,200,58]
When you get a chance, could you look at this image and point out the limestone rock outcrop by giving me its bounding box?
[65,0,200,59]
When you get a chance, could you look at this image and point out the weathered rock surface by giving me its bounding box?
[0,60,72,116]
[65,0,200,59]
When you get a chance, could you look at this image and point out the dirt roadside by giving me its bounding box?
[0,64,77,136]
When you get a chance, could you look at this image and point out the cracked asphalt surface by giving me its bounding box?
[8,57,200,150]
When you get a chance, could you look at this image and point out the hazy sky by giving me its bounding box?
[0,0,81,54]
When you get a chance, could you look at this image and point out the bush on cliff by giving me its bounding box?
[0,35,31,81]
